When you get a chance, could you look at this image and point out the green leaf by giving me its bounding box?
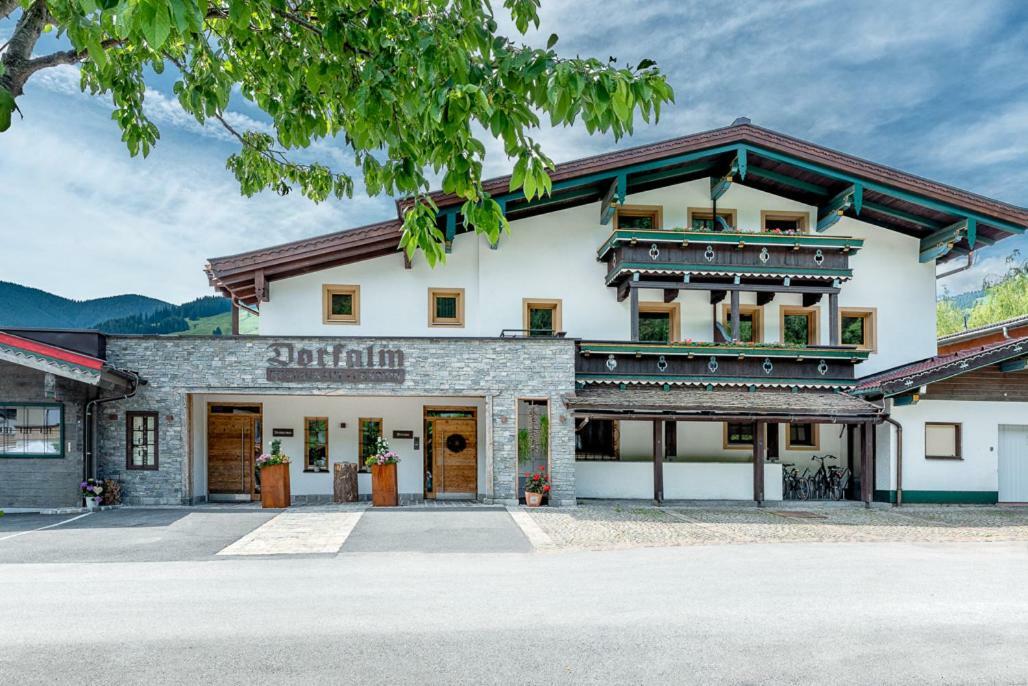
[0,88,14,133]
[546,33,558,49]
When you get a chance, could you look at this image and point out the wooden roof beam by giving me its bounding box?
[920,219,972,263]
[816,184,862,232]
[710,148,747,202]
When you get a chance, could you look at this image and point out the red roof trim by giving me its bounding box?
[0,332,105,370]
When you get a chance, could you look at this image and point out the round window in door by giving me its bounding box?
[446,433,468,453]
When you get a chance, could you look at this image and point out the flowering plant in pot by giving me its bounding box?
[523,470,550,507]
[80,478,104,510]
[257,439,291,508]
[366,436,400,507]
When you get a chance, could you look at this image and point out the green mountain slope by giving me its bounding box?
[183,310,259,335]
[0,281,171,328]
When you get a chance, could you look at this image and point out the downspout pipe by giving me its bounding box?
[84,371,142,481]
[936,250,975,280]
[882,415,903,507]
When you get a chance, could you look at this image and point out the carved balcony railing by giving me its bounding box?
[576,341,871,389]
[597,229,864,290]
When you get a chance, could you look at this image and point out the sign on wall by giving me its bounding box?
[272,428,294,437]
[265,343,406,383]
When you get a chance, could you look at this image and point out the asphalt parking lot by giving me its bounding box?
[0,509,278,563]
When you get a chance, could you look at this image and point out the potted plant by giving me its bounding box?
[256,439,291,508]
[80,478,103,510]
[365,436,400,507]
[523,469,550,507]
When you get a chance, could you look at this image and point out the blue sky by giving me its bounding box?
[1,0,1026,303]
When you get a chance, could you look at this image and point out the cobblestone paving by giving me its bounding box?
[526,504,1028,550]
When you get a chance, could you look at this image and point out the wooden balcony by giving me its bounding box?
[597,228,863,290]
[576,341,870,389]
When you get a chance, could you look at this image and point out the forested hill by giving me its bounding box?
[938,257,1028,337]
[0,281,171,328]
[96,296,232,334]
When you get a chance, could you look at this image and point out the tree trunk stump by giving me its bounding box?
[333,462,358,503]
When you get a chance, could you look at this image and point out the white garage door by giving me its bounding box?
[998,425,1028,503]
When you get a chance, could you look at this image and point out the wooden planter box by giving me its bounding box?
[370,463,398,507]
[260,463,291,509]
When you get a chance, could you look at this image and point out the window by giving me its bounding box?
[322,284,360,324]
[638,302,681,342]
[0,403,63,458]
[304,417,329,472]
[517,399,550,499]
[687,207,737,231]
[428,288,465,327]
[781,307,819,346]
[523,299,563,336]
[840,308,876,350]
[358,417,383,473]
[724,422,755,449]
[126,411,158,470]
[787,423,819,450]
[761,211,809,233]
[614,205,663,230]
[576,418,619,461]
[925,422,961,459]
[720,304,763,343]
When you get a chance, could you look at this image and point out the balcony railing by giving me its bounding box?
[597,229,863,288]
[576,340,870,388]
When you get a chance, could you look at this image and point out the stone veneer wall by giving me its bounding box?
[99,336,577,505]
[0,361,89,509]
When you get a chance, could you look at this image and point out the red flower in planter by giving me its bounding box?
[543,485,551,492]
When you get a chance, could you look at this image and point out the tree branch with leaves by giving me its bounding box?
[0,0,674,263]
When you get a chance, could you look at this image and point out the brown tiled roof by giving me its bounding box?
[853,335,1028,396]
[566,386,882,421]
[206,120,1028,305]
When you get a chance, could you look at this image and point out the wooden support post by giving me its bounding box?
[730,290,741,342]
[860,422,873,507]
[653,419,664,503]
[829,292,840,346]
[231,302,240,336]
[753,420,766,505]
[630,285,640,341]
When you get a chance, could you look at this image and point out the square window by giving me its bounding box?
[761,211,809,233]
[781,307,819,346]
[724,422,755,448]
[615,205,663,230]
[0,404,64,457]
[840,308,876,350]
[687,207,737,231]
[523,299,562,336]
[787,423,819,450]
[638,302,680,342]
[925,422,961,459]
[323,285,360,324]
[721,305,763,343]
[428,288,465,327]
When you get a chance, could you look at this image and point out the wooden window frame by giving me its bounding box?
[522,298,563,335]
[786,422,820,451]
[925,422,962,460]
[428,288,465,327]
[638,301,681,342]
[723,421,756,450]
[575,418,621,462]
[322,284,360,324]
[303,416,330,473]
[780,306,820,346]
[720,304,764,343]
[687,207,737,231]
[760,210,810,233]
[125,411,159,471]
[358,417,384,473]
[839,307,878,352]
[0,402,65,459]
[614,204,663,230]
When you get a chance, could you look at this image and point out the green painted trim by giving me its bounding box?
[742,144,1025,235]
[609,263,852,281]
[874,489,998,505]
[580,342,869,360]
[576,373,856,387]
[0,402,65,459]
[597,228,863,258]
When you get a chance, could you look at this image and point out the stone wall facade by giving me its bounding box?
[99,336,577,505]
[0,361,89,509]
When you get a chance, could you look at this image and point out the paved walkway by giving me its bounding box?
[218,512,363,556]
[342,507,533,553]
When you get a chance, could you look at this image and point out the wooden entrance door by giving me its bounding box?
[208,414,256,498]
[433,418,477,497]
